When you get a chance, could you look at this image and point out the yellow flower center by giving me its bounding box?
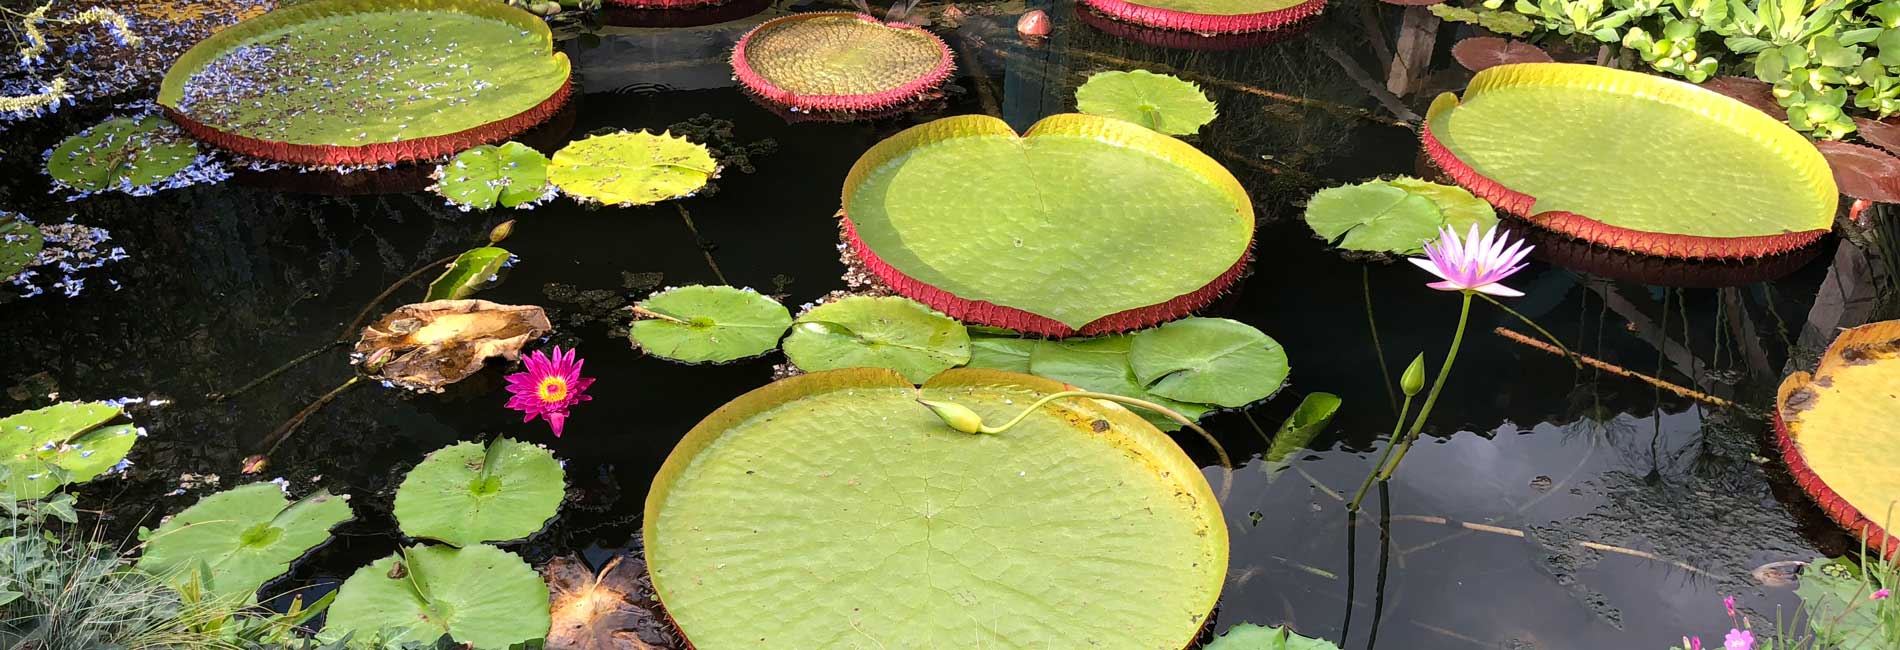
[536,376,569,403]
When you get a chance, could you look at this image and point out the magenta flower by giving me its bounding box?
[1724,629,1753,650]
[1724,595,1736,617]
[1682,637,1703,650]
[1409,224,1533,297]
[1874,588,1892,600]
[503,346,594,437]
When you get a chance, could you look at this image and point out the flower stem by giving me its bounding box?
[1348,393,1412,512]
[253,377,364,467]
[1375,291,1473,483]
[981,390,1233,501]
[1475,293,1579,368]
[1364,265,1398,414]
[629,305,690,324]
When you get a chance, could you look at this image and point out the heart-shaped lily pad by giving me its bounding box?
[731,12,954,112]
[1028,335,1210,430]
[644,368,1226,649]
[46,115,200,193]
[0,402,141,501]
[782,296,970,382]
[322,543,552,648]
[0,216,43,282]
[393,437,565,547]
[431,143,552,211]
[550,131,718,207]
[629,285,793,364]
[843,114,1253,336]
[1129,317,1288,408]
[1074,70,1219,135]
[1304,177,1496,254]
[135,483,353,601]
[424,247,512,302]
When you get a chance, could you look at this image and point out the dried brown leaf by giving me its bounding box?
[544,553,683,650]
[353,299,552,392]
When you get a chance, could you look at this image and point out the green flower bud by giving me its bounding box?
[1401,353,1427,397]
[917,399,987,434]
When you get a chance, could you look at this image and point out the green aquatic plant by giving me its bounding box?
[730,12,952,113]
[1073,69,1219,135]
[1303,177,1496,255]
[45,115,207,195]
[1128,317,1288,407]
[0,401,141,501]
[321,543,551,648]
[628,285,793,363]
[1796,553,1898,647]
[428,142,552,211]
[964,332,1036,373]
[1027,334,1211,430]
[134,483,354,602]
[1262,391,1341,482]
[392,437,565,547]
[781,295,971,382]
[1430,3,1537,35]
[1203,622,1342,649]
[549,130,718,206]
[423,246,512,302]
[0,216,43,283]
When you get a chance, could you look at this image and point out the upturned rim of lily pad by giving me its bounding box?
[1522,225,1824,288]
[156,0,573,167]
[1422,63,1834,260]
[1775,320,1900,560]
[604,0,731,9]
[730,12,955,113]
[1074,4,1317,49]
[1076,0,1326,35]
[601,0,769,27]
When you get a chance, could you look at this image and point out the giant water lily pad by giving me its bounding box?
[781,296,970,382]
[158,0,573,166]
[1424,63,1836,259]
[644,368,1226,649]
[0,217,43,282]
[354,300,553,392]
[731,12,954,112]
[1776,320,1900,559]
[323,543,552,648]
[430,143,552,211]
[843,114,1252,336]
[135,483,353,601]
[629,285,792,364]
[1129,317,1288,408]
[0,402,140,500]
[393,437,565,547]
[1028,335,1211,430]
[550,131,717,207]
[1076,0,1325,34]
[1074,70,1218,135]
[46,116,201,193]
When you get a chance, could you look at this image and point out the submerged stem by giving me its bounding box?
[1476,293,1578,368]
[1376,291,1473,482]
[971,390,1233,501]
[254,377,365,466]
[1348,393,1412,512]
[1365,265,1398,414]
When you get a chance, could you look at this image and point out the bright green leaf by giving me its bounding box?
[429,143,551,211]
[1303,182,1445,254]
[1028,335,1210,431]
[628,285,793,364]
[1073,70,1219,135]
[782,296,971,382]
[45,116,198,193]
[964,334,1037,373]
[392,437,564,547]
[424,247,511,302]
[1128,317,1289,408]
[322,543,551,649]
[549,131,717,207]
[0,402,140,501]
[135,483,353,602]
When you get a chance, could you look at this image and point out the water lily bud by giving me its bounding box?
[1016,10,1051,37]
[1401,353,1427,397]
[917,399,986,434]
[362,347,393,372]
[489,219,515,244]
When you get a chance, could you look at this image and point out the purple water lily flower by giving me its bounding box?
[1409,224,1533,297]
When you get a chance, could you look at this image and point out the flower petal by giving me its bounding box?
[1471,282,1524,297]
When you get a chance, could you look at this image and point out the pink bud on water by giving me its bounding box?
[1016,10,1051,37]
[1873,588,1891,600]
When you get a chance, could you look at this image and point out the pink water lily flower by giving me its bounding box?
[1409,224,1533,297]
[504,346,594,437]
[1724,628,1754,650]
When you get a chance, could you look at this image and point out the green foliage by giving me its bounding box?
[321,543,551,649]
[45,115,200,193]
[629,285,793,363]
[1797,554,1898,647]
[429,143,551,211]
[1303,178,1496,255]
[424,247,511,302]
[135,483,353,602]
[1263,392,1341,482]
[548,130,718,206]
[0,526,190,649]
[1204,623,1342,649]
[391,438,565,547]
[782,296,972,382]
[1073,70,1219,135]
[1128,317,1289,408]
[1027,334,1212,431]
[0,216,43,283]
[1432,4,1539,35]
[0,401,141,501]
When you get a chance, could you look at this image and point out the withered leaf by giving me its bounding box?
[355,299,552,392]
[544,552,683,650]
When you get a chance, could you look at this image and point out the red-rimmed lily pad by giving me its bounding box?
[1775,320,1900,560]
[1854,118,1900,157]
[730,13,954,113]
[158,0,573,166]
[842,113,1253,337]
[1077,0,1325,34]
[1816,141,1900,204]
[644,368,1226,649]
[1423,63,1837,259]
[1451,37,1552,72]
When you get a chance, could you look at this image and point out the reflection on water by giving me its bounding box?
[0,1,1875,648]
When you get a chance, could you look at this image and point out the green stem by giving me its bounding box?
[979,390,1233,500]
[1476,293,1579,368]
[1348,393,1412,512]
[629,305,689,324]
[1365,265,1399,414]
[1376,291,1473,482]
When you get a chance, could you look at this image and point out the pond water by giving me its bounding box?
[0,1,1883,648]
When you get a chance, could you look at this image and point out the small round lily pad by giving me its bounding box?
[629,285,793,364]
[731,12,954,112]
[0,402,140,501]
[1304,177,1497,254]
[135,483,354,601]
[322,543,552,648]
[1,217,45,283]
[1028,335,1211,430]
[392,437,565,547]
[1129,317,1288,408]
[782,296,970,382]
[549,130,717,206]
[1074,70,1218,135]
[430,142,552,211]
[46,116,199,193]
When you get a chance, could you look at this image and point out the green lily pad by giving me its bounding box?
[0,217,44,284]
[1074,70,1219,135]
[965,334,1038,373]
[1264,392,1340,482]
[1129,317,1289,408]
[424,247,511,302]
[1304,181,1445,254]
[732,12,954,112]
[392,437,565,547]
[645,368,1226,650]
[781,296,971,382]
[1028,335,1210,430]
[628,285,793,364]
[1796,556,1887,646]
[549,130,717,207]
[1386,176,1498,235]
[843,114,1252,333]
[322,543,552,648]
[135,483,353,602]
[159,0,571,152]
[1205,623,1342,650]
[46,116,199,193]
[430,143,551,211]
[0,402,140,501]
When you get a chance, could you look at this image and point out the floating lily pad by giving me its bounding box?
[731,12,954,112]
[782,296,970,382]
[46,116,200,193]
[322,543,552,648]
[965,334,1038,373]
[843,114,1252,336]
[0,402,140,501]
[1075,0,1325,33]
[159,0,573,166]
[1385,176,1498,234]
[1304,182,1443,254]
[430,143,552,211]
[1424,63,1836,258]
[354,300,553,392]
[135,483,353,601]
[1776,320,1900,559]
[1129,317,1288,408]
[549,131,717,207]
[1450,37,1552,72]
[393,437,565,547]
[1028,335,1211,430]
[1074,70,1218,135]
[425,247,512,302]
[0,217,44,283]
[628,285,792,364]
[1205,623,1342,650]
[645,368,1226,649]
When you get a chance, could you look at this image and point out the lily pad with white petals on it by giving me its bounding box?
[782,296,970,382]
[0,401,141,501]
[46,116,200,194]
[629,285,793,364]
[0,217,42,282]
[549,131,717,207]
[392,437,565,547]
[321,543,552,648]
[135,483,354,601]
[430,143,551,210]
